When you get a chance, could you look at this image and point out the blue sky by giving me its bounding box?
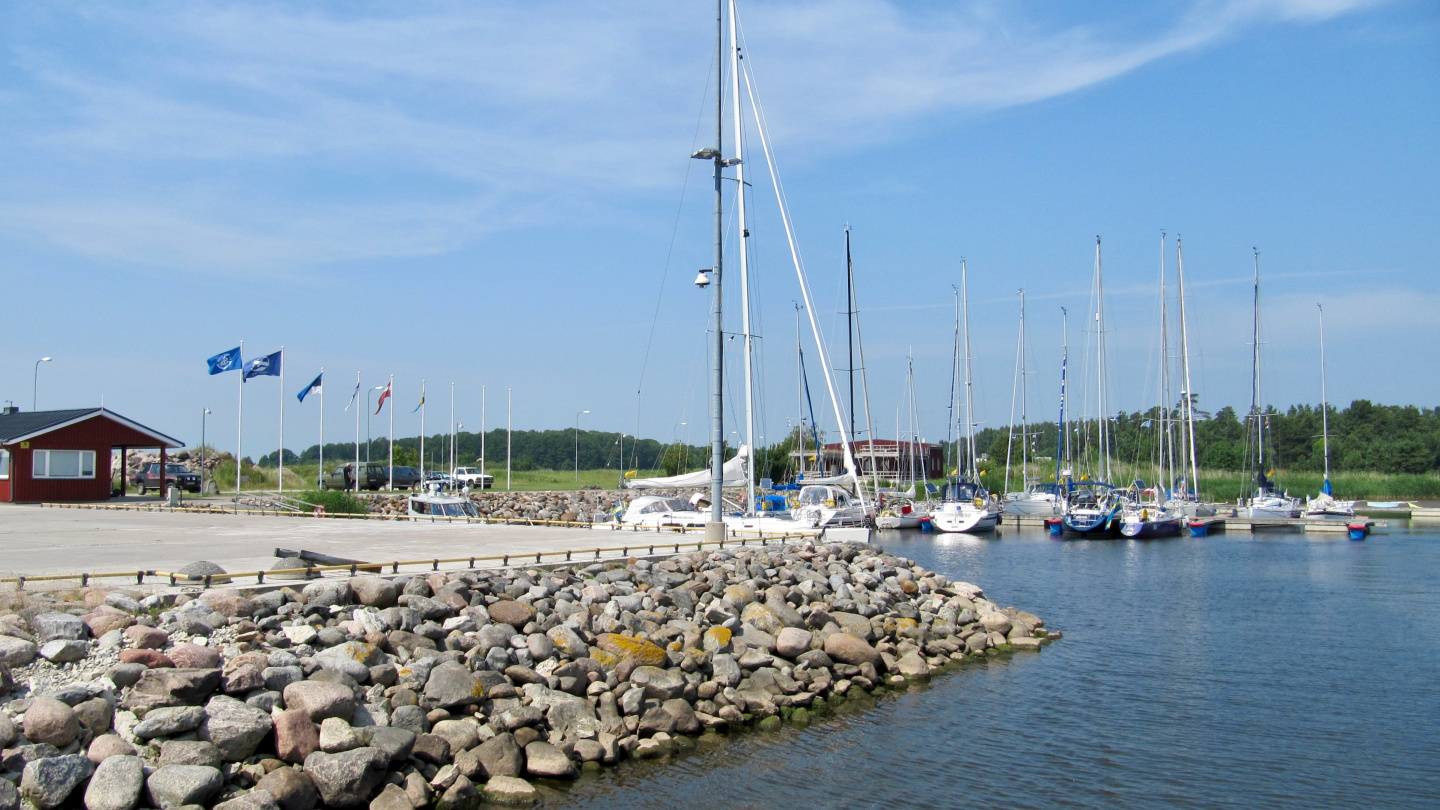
[1,0,1435,460]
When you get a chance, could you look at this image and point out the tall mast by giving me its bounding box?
[727,0,755,514]
[961,260,977,480]
[1176,237,1199,496]
[1251,248,1263,491]
[1019,289,1029,487]
[706,0,724,530]
[1318,303,1331,490]
[795,301,805,477]
[1159,231,1171,499]
[1058,307,1069,484]
[1095,237,1111,483]
[847,229,880,493]
[1005,294,1021,493]
[948,286,960,479]
[846,228,856,444]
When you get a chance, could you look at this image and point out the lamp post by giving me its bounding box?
[574,410,589,483]
[33,357,51,411]
[201,408,212,494]
[366,386,384,464]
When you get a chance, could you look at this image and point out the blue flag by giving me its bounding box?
[297,372,323,403]
[243,350,282,381]
[207,346,242,375]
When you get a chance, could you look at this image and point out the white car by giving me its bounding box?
[451,467,494,489]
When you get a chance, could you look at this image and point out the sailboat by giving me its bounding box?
[930,261,1000,534]
[1239,249,1301,521]
[1119,233,1184,538]
[876,355,931,529]
[1062,237,1123,538]
[1305,303,1356,519]
[1002,290,1064,517]
[1170,237,1217,518]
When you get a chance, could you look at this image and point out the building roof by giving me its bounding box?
[0,408,181,448]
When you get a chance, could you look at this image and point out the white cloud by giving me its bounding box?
[0,0,1385,272]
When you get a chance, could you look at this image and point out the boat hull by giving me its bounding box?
[1120,516,1184,538]
[929,505,998,534]
[1061,509,1122,539]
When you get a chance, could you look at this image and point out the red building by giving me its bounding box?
[0,407,181,502]
[790,439,944,478]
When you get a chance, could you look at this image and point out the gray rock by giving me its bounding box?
[74,697,115,735]
[637,706,675,736]
[39,639,89,663]
[480,776,536,807]
[302,748,388,808]
[200,695,273,761]
[348,578,398,609]
[32,612,88,642]
[369,784,413,810]
[389,704,429,735]
[774,627,812,659]
[523,741,575,779]
[106,663,147,689]
[422,662,483,708]
[410,733,450,764]
[0,778,17,810]
[133,706,207,739]
[628,665,685,700]
[120,668,222,715]
[0,636,38,667]
[263,666,305,693]
[159,741,223,768]
[146,764,223,810]
[710,654,742,687]
[320,717,361,753]
[546,699,599,742]
[660,698,701,735]
[176,561,228,578]
[364,726,416,766]
[823,632,882,667]
[214,790,280,810]
[301,581,353,608]
[282,681,355,722]
[84,754,144,810]
[256,768,319,810]
[21,754,95,809]
[474,733,524,778]
[0,712,15,748]
[429,719,479,753]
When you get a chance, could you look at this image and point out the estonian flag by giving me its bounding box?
[413,386,425,413]
[207,346,242,375]
[374,382,392,415]
[243,350,282,381]
[297,373,323,403]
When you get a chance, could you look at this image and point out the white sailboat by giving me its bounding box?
[876,355,931,529]
[1171,236,1218,518]
[1001,289,1063,517]
[931,261,999,534]
[1239,249,1301,520]
[1305,303,1356,519]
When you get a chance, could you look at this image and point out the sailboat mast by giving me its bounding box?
[707,0,725,528]
[848,233,881,494]
[1095,236,1111,483]
[1251,248,1263,490]
[1019,289,1029,487]
[1176,237,1199,496]
[1058,307,1069,484]
[1318,303,1331,486]
[1160,232,1171,499]
[727,0,755,515]
[1005,295,1021,493]
[961,260,977,480]
[795,302,805,477]
[846,229,856,444]
[949,287,960,479]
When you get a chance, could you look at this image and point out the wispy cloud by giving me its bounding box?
[0,0,1384,273]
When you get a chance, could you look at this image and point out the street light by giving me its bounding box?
[366,386,385,464]
[201,408,212,495]
[33,357,52,410]
[575,410,590,483]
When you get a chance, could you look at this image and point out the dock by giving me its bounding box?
[995,512,1383,536]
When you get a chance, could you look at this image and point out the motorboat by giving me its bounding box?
[792,485,869,528]
[408,487,481,520]
[929,479,998,534]
[1002,482,1065,517]
[617,495,709,530]
[875,498,928,530]
[1061,482,1122,538]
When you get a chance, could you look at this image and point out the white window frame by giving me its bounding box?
[31,450,97,480]
[0,449,8,479]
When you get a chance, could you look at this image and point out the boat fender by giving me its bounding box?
[1140,508,1148,521]
[973,497,984,508]
[826,499,836,507]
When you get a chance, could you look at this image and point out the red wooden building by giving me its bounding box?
[0,407,181,502]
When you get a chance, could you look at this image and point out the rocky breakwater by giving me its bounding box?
[0,542,1060,809]
[368,491,637,522]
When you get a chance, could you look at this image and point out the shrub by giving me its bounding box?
[298,490,369,515]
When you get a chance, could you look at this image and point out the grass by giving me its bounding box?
[295,490,368,514]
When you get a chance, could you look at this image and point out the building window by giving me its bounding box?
[0,449,8,479]
[32,450,96,479]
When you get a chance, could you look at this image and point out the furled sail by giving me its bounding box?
[626,445,750,489]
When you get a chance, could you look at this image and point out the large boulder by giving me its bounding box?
[348,578,398,609]
[522,741,575,780]
[774,627,813,659]
[0,636,38,667]
[120,668,221,714]
[301,580,353,608]
[84,754,144,810]
[302,748,388,808]
[628,666,685,700]
[282,681,355,722]
[39,640,89,664]
[979,612,1012,635]
[199,695,273,761]
[486,600,535,627]
[594,634,666,668]
[31,612,88,642]
[710,653,742,688]
[422,662,484,709]
[823,632,882,667]
[168,644,220,670]
[146,765,224,810]
[132,706,206,739]
[255,767,319,810]
[474,733,524,778]
[480,776,537,806]
[21,754,93,809]
[23,697,80,748]
[273,709,320,764]
[123,626,168,650]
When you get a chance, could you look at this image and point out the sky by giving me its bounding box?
[0,0,1435,461]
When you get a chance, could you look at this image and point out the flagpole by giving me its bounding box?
[419,380,426,485]
[388,375,394,492]
[450,382,455,478]
[481,385,486,483]
[318,367,325,489]
[507,387,512,491]
[236,339,244,495]
[354,372,361,494]
[278,346,285,495]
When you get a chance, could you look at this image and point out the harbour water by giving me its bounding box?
[547,523,1440,808]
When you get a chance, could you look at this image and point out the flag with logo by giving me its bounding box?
[375,382,392,414]
[243,350,282,381]
[297,373,323,403]
[206,346,242,375]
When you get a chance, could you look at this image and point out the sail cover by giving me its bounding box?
[626,445,750,489]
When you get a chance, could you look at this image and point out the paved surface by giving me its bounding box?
[0,504,721,587]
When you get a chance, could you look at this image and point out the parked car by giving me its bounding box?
[452,466,494,489]
[321,463,388,491]
[388,466,422,490]
[133,462,202,494]
[424,471,456,490]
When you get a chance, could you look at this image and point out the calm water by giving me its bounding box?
[543,522,1440,809]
